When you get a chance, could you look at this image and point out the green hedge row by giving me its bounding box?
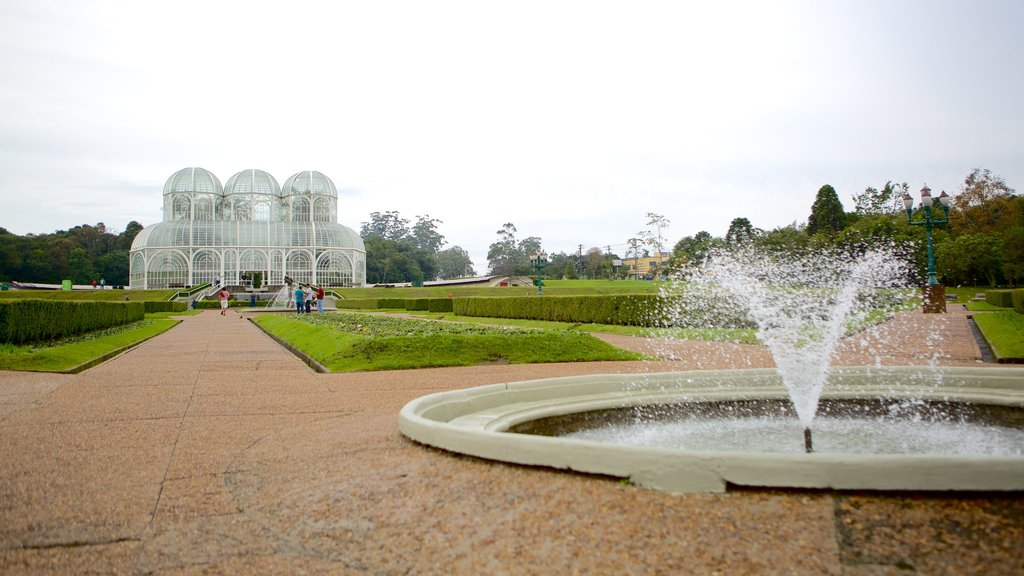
[144,301,188,313]
[0,299,145,344]
[986,290,1015,308]
[1012,290,1024,315]
[335,299,382,310]
[335,298,455,312]
[452,295,666,326]
[428,299,454,313]
[193,300,269,309]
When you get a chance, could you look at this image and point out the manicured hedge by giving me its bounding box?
[985,290,1015,308]
[144,301,188,313]
[404,299,432,311]
[1012,289,1024,315]
[450,295,661,326]
[0,299,145,344]
[193,300,269,309]
[428,298,454,313]
[335,299,382,310]
[451,295,754,328]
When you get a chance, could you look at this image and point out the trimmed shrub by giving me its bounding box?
[404,299,432,311]
[1012,289,1024,315]
[428,298,454,313]
[0,299,145,344]
[377,298,406,309]
[452,295,664,326]
[194,300,268,309]
[986,290,1015,308]
[144,301,188,313]
[335,299,382,310]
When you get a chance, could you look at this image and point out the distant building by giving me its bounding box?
[626,251,671,279]
[129,167,366,289]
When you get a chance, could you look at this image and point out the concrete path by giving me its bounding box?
[0,307,1020,574]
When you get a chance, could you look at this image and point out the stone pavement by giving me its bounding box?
[0,307,1020,574]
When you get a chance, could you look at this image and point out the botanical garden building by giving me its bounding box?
[129,167,366,289]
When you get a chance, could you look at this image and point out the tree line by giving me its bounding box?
[672,168,1023,287]
[0,222,143,286]
[482,168,1022,287]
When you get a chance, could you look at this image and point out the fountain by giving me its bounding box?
[398,245,1024,493]
[267,284,294,310]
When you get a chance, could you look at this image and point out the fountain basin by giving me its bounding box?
[398,367,1024,493]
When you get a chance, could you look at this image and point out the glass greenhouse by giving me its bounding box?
[129,167,366,289]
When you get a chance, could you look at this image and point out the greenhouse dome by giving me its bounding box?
[129,167,366,289]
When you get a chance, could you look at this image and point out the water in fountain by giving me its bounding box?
[267,284,293,309]
[670,244,912,430]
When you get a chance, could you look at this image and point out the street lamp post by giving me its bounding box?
[530,251,547,296]
[903,185,951,313]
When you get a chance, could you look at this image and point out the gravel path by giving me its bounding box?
[0,306,1020,574]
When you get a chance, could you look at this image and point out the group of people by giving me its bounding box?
[294,283,325,314]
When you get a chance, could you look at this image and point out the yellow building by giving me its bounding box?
[626,252,671,279]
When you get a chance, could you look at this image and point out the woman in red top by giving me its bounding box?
[218,288,230,315]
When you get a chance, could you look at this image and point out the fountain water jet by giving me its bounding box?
[398,245,1024,493]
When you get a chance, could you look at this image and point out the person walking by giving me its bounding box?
[294,284,305,314]
[316,284,325,314]
[218,287,230,316]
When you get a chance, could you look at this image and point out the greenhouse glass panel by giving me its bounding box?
[173,197,190,220]
[193,250,220,286]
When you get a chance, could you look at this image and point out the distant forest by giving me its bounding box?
[0,222,142,286]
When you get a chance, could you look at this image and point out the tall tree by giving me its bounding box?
[641,213,671,271]
[435,246,476,279]
[360,211,410,241]
[807,184,847,236]
[487,223,520,276]
[410,215,446,253]
[951,168,1020,236]
[725,217,757,246]
[852,181,905,216]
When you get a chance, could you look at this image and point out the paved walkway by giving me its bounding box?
[0,307,1020,574]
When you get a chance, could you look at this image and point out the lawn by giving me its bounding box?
[972,311,1024,361]
[394,310,761,343]
[252,312,646,372]
[0,317,181,372]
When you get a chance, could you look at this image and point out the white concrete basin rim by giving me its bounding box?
[397,366,1024,493]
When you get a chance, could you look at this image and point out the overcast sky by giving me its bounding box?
[1,0,1021,273]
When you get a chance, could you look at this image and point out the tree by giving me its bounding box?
[672,231,715,268]
[725,217,757,246]
[807,184,847,236]
[935,233,1003,287]
[852,181,905,216]
[486,223,541,276]
[641,212,671,271]
[435,246,476,279]
[410,215,446,253]
[584,247,605,279]
[755,223,809,254]
[951,168,1020,236]
[1000,228,1024,287]
[360,211,410,241]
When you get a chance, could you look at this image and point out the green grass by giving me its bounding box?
[0,318,180,372]
[252,312,646,372]
[394,310,761,343]
[972,311,1024,361]
[966,300,1009,312]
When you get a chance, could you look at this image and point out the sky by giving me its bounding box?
[1,0,1022,274]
